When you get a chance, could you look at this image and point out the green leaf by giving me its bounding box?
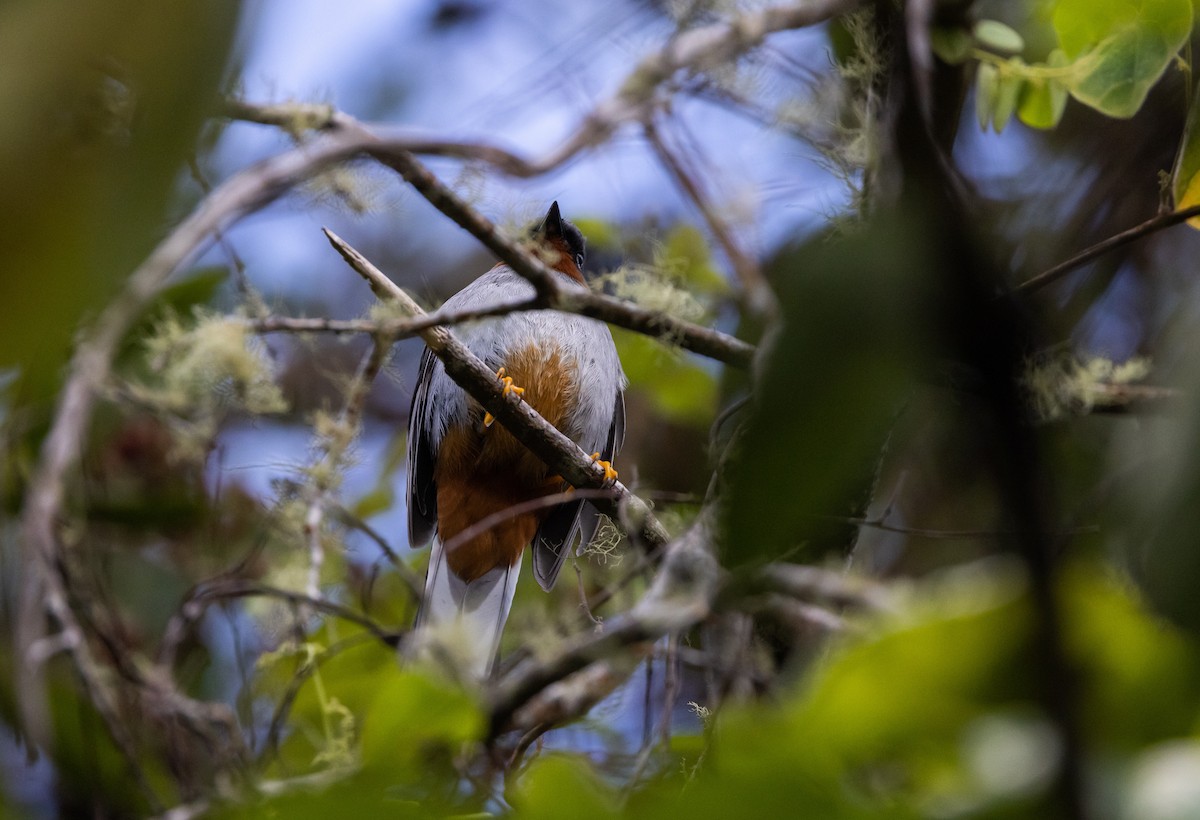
[1017,51,1070,129]
[932,27,974,64]
[1053,0,1188,58]
[513,754,620,820]
[1171,80,1200,226]
[1061,565,1200,747]
[976,62,1001,131]
[1054,0,1192,118]
[359,667,484,775]
[0,0,239,403]
[660,224,728,296]
[614,329,718,428]
[975,19,1026,54]
[992,63,1026,132]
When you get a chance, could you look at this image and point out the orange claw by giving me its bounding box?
[590,452,618,483]
[483,367,526,428]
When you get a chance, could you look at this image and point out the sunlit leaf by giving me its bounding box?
[359,666,484,775]
[1017,51,1069,129]
[975,19,1026,54]
[1053,0,1191,118]
[1171,81,1200,227]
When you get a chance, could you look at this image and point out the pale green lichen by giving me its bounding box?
[1023,353,1152,421]
[130,309,287,461]
[580,516,624,567]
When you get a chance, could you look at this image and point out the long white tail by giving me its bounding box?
[413,537,523,679]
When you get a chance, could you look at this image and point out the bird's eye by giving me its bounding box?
[575,253,585,269]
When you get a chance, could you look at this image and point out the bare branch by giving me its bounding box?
[245,295,540,339]
[361,144,757,368]
[1014,203,1200,295]
[16,124,375,750]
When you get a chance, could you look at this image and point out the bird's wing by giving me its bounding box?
[407,346,440,548]
[531,390,625,591]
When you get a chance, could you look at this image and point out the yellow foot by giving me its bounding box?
[590,452,618,483]
[483,367,525,428]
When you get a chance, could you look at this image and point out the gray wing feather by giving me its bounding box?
[531,391,625,591]
[407,347,440,547]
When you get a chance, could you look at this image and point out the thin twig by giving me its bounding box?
[1014,203,1200,295]
[244,295,540,339]
[645,120,774,315]
[303,336,390,600]
[190,580,403,647]
[440,489,620,563]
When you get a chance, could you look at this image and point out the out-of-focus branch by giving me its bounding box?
[303,335,391,600]
[488,509,721,737]
[755,563,892,611]
[16,125,373,753]
[225,0,858,178]
[645,120,775,315]
[322,229,672,548]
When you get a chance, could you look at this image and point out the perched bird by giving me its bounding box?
[407,202,626,677]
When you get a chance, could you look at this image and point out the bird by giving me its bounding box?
[406,202,626,677]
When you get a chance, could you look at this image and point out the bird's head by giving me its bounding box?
[531,200,586,283]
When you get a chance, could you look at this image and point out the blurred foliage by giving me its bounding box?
[725,212,936,568]
[0,0,239,403]
[947,0,1192,132]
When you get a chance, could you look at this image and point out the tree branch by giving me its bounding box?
[1014,203,1200,295]
[16,124,375,751]
[645,119,775,315]
[224,0,858,178]
[245,296,541,339]
[360,144,756,368]
[488,508,720,737]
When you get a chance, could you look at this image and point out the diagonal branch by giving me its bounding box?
[645,119,775,315]
[1014,203,1200,295]
[321,229,671,549]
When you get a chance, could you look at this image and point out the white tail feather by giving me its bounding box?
[414,537,522,679]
